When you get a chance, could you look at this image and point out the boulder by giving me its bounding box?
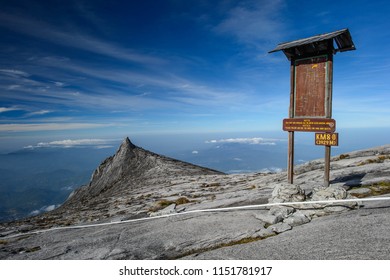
[269,206,295,220]
[311,185,348,200]
[269,183,306,203]
[253,227,276,239]
[254,213,282,225]
[309,185,360,213]
[283,211,311,226]
[270,222,292,233]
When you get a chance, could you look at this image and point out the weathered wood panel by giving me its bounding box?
[294,56,328,117]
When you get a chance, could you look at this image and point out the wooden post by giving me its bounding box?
[324,51,334,187]
[288,131,294,184]
[324,146,331,187]
[287,62,295,184]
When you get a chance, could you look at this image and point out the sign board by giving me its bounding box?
[294,55,330,118]
[269,29,355,187]
[315,133,339,146]
[283,118,336,132]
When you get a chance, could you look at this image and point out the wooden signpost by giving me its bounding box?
[269,29,355,187]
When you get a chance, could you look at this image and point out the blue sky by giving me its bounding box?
[0,0,389,152]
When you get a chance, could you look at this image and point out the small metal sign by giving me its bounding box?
[283,118,336,132]
[315,133,339,146]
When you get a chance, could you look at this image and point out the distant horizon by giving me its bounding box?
[2,126,388,158]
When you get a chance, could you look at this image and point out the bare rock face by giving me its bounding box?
[88,137,137,195]
[54,137,224,222]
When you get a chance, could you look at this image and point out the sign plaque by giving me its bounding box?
[283,118,336,132]
[315,133,339,146]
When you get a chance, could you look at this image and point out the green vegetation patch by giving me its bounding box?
[0,240,8,245]
[246,185,257,190]
[350,181,390,198]
[338,154,350,160]
[25,246,41,253]
[200,182,221,188]
[357,155,390,166]
[175,197,191,205]
[149,197,194,212]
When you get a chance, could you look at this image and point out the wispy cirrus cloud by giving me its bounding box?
[0,69,30,77]
[205,137,285,145]
[0,106,21,113]
[214,0,287,49]
[0,122,111,132]
[0,12,165,66]
[0,106,52,117]
[24,138,117,149]
[1,53,251,113]
[25,110,53,117]
[0,8,259,118]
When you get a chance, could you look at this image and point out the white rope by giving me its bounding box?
[2,196,390,240]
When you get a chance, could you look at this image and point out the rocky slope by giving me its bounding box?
[17,137,224,227]
[0,139,389,259]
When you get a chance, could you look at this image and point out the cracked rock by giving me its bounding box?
[269,183,306,203]
[283,211,311,227]
[269,206,295,220]
[149,204,177,217]
[254,213,282,225]
[270,222,292,233]
[310,186,359,211]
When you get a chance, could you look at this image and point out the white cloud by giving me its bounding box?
[192,150,199,154]
[30,138,117,149]
[206,137,281,145]
[29,210,40,216]
[95,145,115,149]
[214,0,286,48]
[44,205,57,212]
[0,122,110,132]
[52,81,66,87]
[260,167,283,173]
[26,110,53,116]
[29,204,59,216]
[0,69,30,77]
[0,106,20,113]
[7,85,21,90]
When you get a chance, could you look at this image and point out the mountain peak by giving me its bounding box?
[114,137,136,161]
[62,136,223,208]
[85,137,138,194]
[119,137,136,151]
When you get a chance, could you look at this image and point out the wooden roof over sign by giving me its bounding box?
[269,28,356,60]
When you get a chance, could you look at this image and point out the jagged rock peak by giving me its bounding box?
[113,137,137,162]
[119,137,136,151]
[86,137,137,190]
